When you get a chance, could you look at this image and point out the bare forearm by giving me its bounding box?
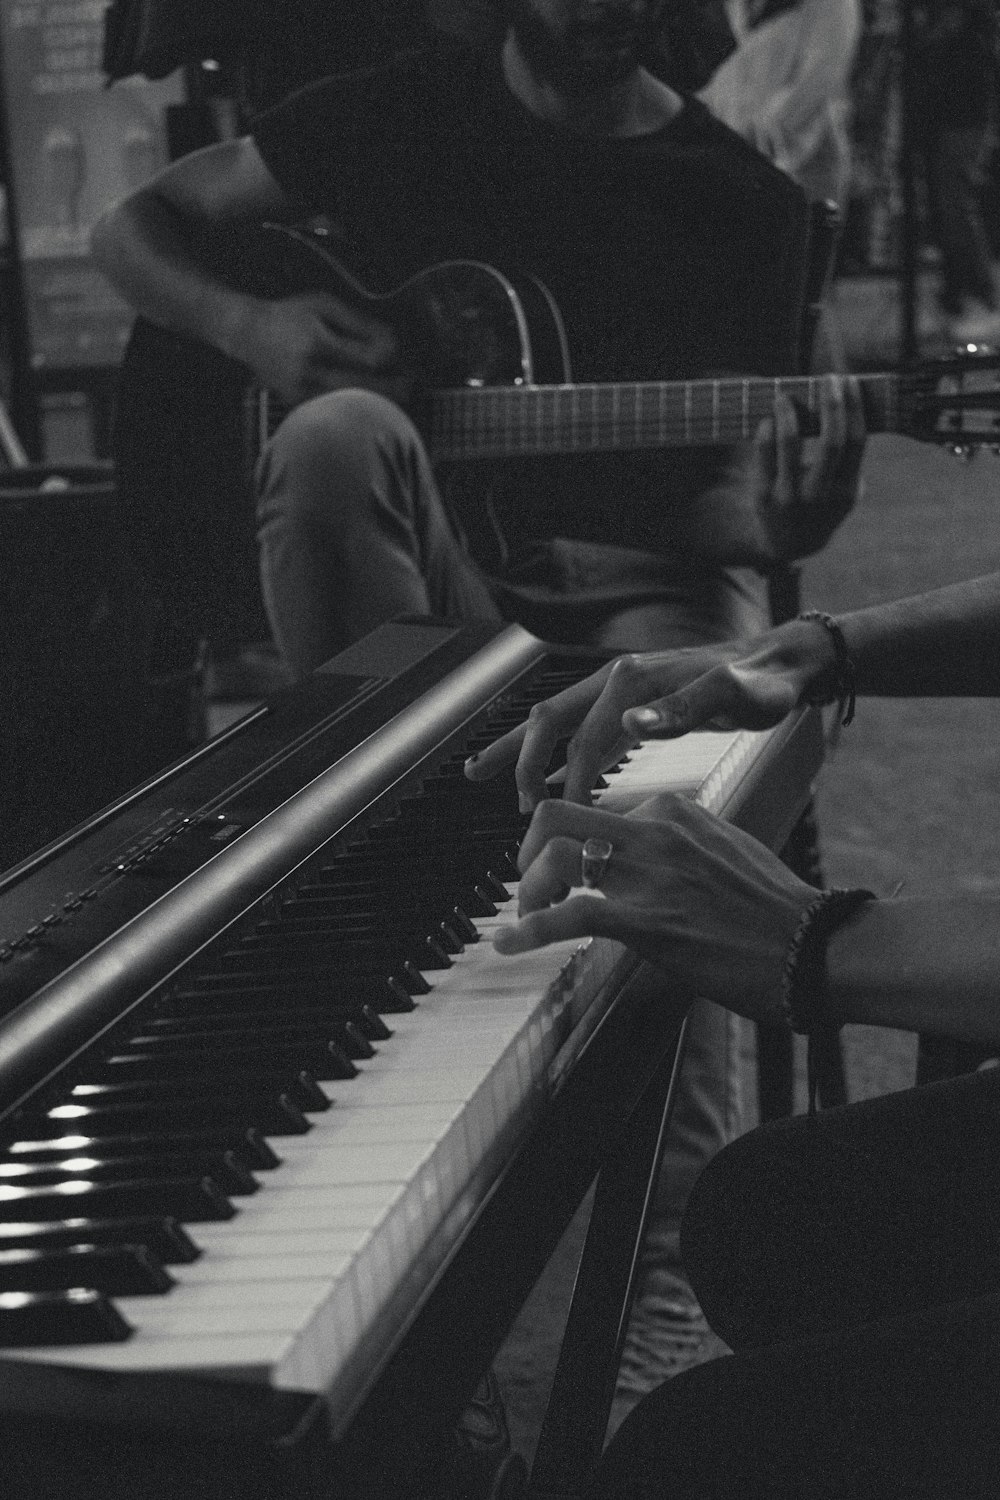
[90,136,294,363]
[699,573,1000,708]
[829,896,1000,1047]
[91,190,259,360]
[839,575,1000,696]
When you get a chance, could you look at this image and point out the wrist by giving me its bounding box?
[780,886,877,1113]
[742,617,839,701]
[798,611,859,726]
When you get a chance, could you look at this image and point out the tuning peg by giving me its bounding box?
[950,444,975,461]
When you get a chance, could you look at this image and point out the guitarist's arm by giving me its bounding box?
[90,137,398,404]
[662,372,866,568]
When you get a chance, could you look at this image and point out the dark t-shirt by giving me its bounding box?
[253,43,809,635]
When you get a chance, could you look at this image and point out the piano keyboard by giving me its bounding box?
[0,627,822,1437]
[0,726,814,1418]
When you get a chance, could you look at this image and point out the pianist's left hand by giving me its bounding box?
[464,627,819,813]
[464,644,750,812]
[493,793,817,1021]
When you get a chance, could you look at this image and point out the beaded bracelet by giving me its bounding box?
[798,610,858,727]
[781,886,877,1116]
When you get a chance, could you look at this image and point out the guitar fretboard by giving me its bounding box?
[427,372,901,461]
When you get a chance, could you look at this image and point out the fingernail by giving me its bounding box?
[466,752,479,763]
[518,793,534,814]
[630,708,662,730]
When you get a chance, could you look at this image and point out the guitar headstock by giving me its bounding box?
[904,345,1000,451]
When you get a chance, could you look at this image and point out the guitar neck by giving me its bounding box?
[427,371,900,461]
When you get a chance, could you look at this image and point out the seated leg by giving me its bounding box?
[589,1292,1000,1499]
[592,1069,1000,1498]
[255,388,501,678]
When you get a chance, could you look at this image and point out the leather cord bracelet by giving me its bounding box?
[781,886,877,1116]
[798,610,858,726]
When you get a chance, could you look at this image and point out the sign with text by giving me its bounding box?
[0,0,183,368]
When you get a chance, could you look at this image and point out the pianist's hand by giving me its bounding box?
[464,630,822,812]
[493,794,817,1022]
[751,373,866,562]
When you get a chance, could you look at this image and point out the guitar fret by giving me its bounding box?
[427,368,918,462]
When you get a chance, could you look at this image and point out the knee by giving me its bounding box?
[587,1357,743,1499]
[258,388,422,524]
[679,1124,786,1330]
[681,1122,766,1269]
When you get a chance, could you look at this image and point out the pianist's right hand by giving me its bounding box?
[464,618,840,812]
[493,792,819,1023]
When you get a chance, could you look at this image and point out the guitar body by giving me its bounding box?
[253,224,573,392]
[113,226,571,659]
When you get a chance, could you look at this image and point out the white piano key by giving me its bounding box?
[12,1332,292,1375]
[180,1249,356,1280]
[595,728,749,814]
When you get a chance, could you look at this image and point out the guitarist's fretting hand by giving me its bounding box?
[243,290,402,407]
[750,373,866,561]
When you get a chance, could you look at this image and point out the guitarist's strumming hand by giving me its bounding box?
[751,373,866,560]
[242,290,402,407]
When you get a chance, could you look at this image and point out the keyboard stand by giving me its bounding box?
[528,984,690,1500]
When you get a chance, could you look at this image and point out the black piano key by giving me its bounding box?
[484,872,513,901]
[30,1093,312,1137]
[0,1288,132,1345]
[363,817,519,845]
[141,1006,372,1037]
[418,938,452,971]
[65,1070,331,1113]
[167,975,385,1010]
[359,1004,393,1040]
[342,1020,375,1060]
[400,961,432,996]
[0,1129,280,1172]
[146,1000,392,1049]
[176,979,399,1019]
[384,977,417,1013]
[495,850,522,879]
[451,908,480,944]
[97,1042,358,1083]
[0,1150,258,1197]
[0,1243,173,1296]
[0,1217,200,1264]
[146,1023,372,1063]
[435,922,463,955]
[472,886,499,917]
[0,1177,236,1224]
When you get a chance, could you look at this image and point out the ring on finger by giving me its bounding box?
[580,837,614,890]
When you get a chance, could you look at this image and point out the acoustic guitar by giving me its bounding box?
[241,222,1000,460]
[114,220,1000,654]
